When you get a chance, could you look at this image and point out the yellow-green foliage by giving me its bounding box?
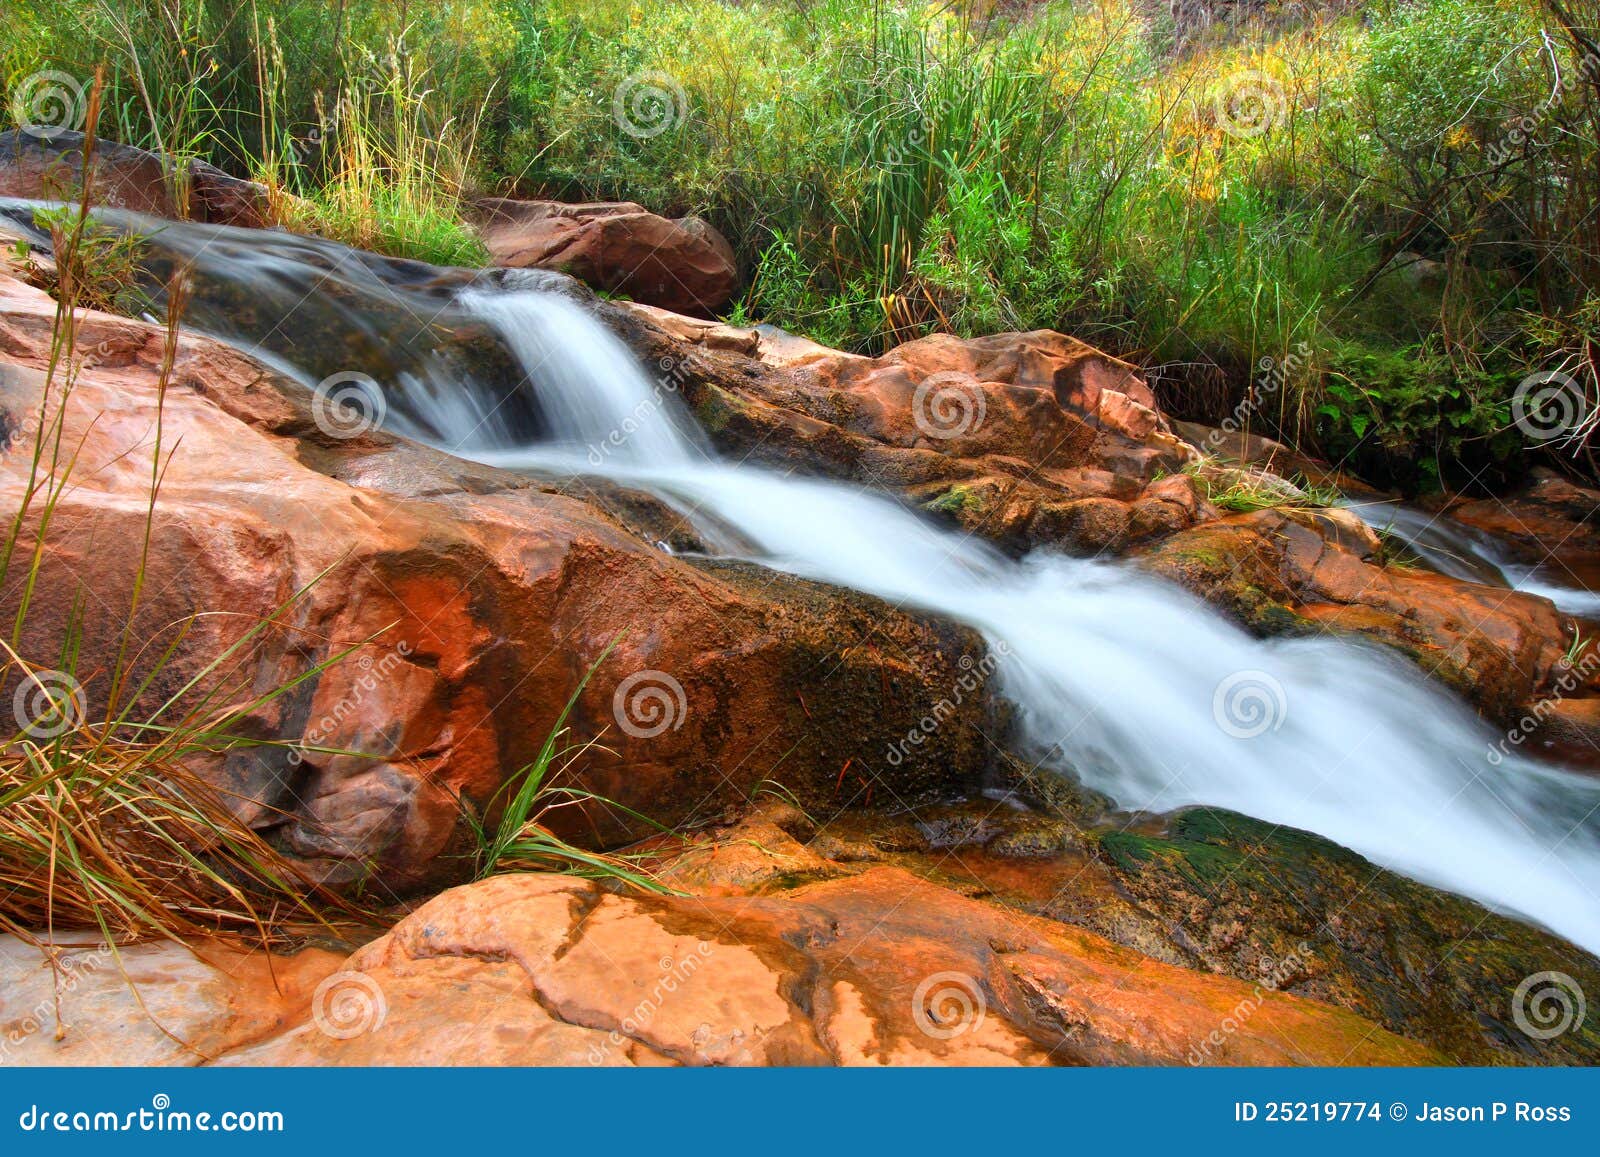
[5,0,1597,485]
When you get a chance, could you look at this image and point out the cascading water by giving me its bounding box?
[458,291,710,467]
[18,203,1597,954]
[1344,497,1600,619]
[445,295,1600,956]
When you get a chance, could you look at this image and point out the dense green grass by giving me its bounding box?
[4,0,1598,489]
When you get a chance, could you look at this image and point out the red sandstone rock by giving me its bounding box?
[0,130,271,227]
[215,869,1441,1067]
[0,272,991,890]
[474,198,738,315]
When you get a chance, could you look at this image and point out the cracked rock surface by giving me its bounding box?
[211,869,1439,1067]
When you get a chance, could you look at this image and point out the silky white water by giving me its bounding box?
[39,200,1589,957]
[1346,498,1600,618]
[446,293,1600,956]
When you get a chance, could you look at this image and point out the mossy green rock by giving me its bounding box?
[1090,807,1600,1065]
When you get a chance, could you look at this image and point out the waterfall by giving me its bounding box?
[457,291,709,467]
[455,295,1600,956]
[41,204,1593,955]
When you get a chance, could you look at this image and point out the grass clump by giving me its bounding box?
[465,638,679,893]
[1183,460,1340,513]
[0,105,363,948]
[18,205,150,317]
[7,0,1600,486]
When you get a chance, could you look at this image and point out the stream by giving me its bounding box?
[11,202,1600,955]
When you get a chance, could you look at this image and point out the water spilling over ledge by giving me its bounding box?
[24,205,1590,956]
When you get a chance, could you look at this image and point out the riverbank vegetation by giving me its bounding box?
[4,0,1598,489]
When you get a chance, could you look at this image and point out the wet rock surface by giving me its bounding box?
[9,798,1590,1068]
[212,865,1437,1067]
[763,799,1600,1066]
[0,271,994,891]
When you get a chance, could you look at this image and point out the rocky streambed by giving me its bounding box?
[1,134,1598,1067]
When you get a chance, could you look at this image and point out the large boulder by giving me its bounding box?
[213,868,1439,1066]
[0,130,270,227]
[0,271,993,892]
[605,303,1207,555]
[473,198,738,316]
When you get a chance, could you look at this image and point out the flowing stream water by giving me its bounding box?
[1343,498,1600,619]
[11,204,1600,955]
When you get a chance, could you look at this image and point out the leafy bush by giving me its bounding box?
[7,0,1600,487]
